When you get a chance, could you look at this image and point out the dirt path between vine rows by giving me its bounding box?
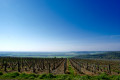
[69,59,94,75]
[51,60,65,75]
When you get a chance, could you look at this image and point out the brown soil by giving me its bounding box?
[51,60,65,75]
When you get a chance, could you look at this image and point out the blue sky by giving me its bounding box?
[0,0,120,51]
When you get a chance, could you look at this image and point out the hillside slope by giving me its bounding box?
[74,51,120,59]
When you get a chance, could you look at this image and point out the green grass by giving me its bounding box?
[67,59,75,75]
[0,72,3,75]
[0,72,120,80]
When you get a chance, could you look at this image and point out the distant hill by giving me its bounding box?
[0,51,79,58]
[74,51,120,59]
[0,51,105,58]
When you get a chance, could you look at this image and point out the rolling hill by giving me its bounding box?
[74,51,120,59]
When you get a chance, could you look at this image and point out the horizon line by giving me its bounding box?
[0,50,120,52]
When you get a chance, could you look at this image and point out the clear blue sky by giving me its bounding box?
[0,0,120,51]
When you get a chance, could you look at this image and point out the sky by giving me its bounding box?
[0,0,120,51]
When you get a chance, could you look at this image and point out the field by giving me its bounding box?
[0,57,120,80]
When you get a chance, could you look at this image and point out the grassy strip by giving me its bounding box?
[0,72,120,80]
[67,58,75,75]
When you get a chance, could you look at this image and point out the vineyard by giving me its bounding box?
[70,59,120,75]
[0,57,120,80]
[0,57,67,75]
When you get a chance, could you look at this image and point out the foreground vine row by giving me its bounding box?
[70,58,120,75]
[0,57,67,74]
